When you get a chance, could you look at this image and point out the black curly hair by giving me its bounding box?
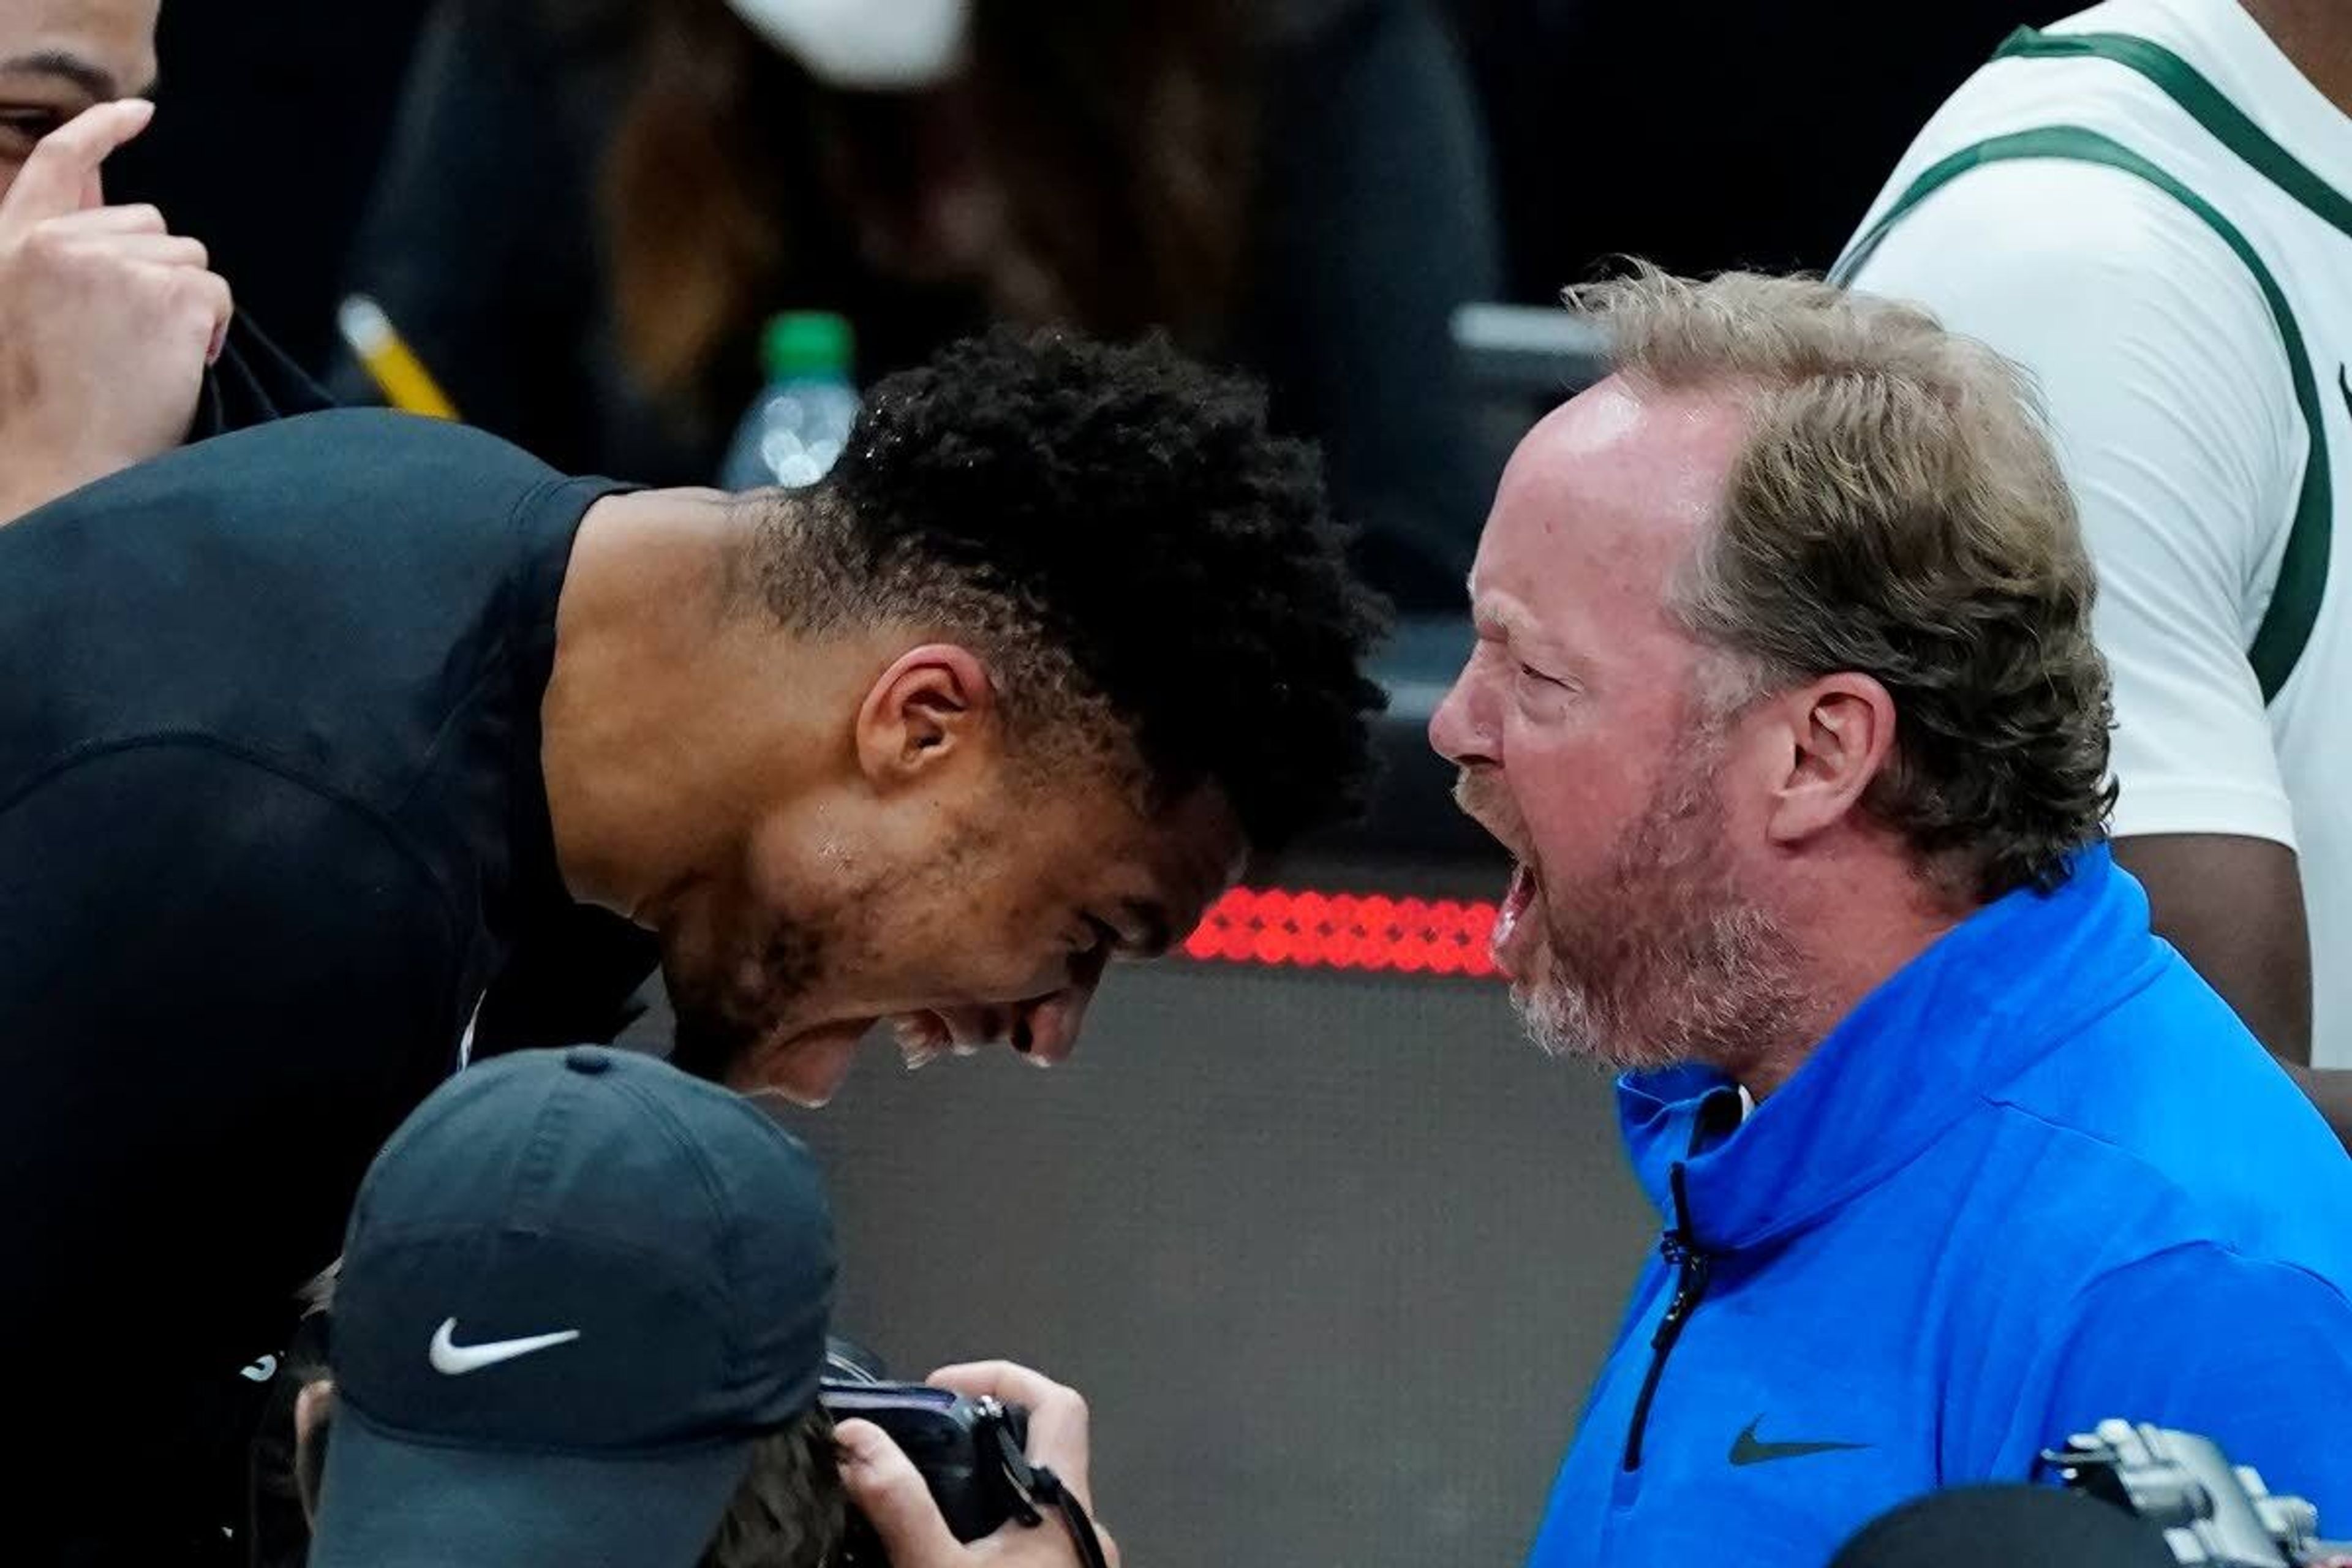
[742,328,1388,853]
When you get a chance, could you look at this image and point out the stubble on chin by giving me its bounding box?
[1510,731,1807,1080]
[663,917,827,1083]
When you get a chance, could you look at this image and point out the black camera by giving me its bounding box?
[819,1342,1035,1563]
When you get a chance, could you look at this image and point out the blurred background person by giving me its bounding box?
[1839,0,2352,1140]
[333,0,1501,611]
[1446,0,2050,295]
[101,0,430,374]
[0,0,239,524]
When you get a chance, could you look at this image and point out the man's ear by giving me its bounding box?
[853,644,998,786]
[293,1379,336,1523]
[1760,673,1899,846]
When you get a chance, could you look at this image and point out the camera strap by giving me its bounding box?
[990,1415,1114,1568]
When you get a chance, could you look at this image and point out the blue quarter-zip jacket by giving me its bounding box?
[1528,846,2352,1566]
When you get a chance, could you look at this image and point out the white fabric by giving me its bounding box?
[719,0,970,89]
[1845,0,2352,1065]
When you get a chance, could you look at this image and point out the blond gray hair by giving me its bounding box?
[1567,266,2114,897]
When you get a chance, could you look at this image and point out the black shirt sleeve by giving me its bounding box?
[188,314,339,442]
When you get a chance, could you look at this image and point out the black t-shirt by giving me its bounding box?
[192,312,341,439]
[0,409,638,1555]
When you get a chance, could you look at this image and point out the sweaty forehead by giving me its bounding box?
[1471,375,1751,638]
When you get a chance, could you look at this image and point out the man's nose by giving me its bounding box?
[1428,666,1490,767]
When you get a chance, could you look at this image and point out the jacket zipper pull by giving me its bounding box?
[1623,1163,1714,1472]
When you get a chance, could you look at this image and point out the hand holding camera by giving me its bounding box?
[834,1360,1118,1568]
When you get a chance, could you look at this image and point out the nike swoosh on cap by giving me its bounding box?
[428,1317,583,1376]
[1728,1416,1870,1466]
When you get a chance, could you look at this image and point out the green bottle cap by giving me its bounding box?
[761,311,854,380]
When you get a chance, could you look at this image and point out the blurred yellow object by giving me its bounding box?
[336,295,459,420]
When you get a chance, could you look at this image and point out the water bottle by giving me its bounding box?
[719,311,859,488]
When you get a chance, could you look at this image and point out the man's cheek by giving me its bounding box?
[1514,761,1621,876]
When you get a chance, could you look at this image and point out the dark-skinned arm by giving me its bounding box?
[2114,832,2352,1148]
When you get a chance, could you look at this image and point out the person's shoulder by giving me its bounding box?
[1847,154,2288,459]
[1850,0,2252,272]
[51,409,583,545]
[0,410,604,822]
[2032,1240,2352,1521]
[0,410,584,600]
[1853,154,2246,311]
[2084,1238,2352,1322]
[1980,969,2352,1272]
[188,407,564,480]
[2062,1239,2352,1456]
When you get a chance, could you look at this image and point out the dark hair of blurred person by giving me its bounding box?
[607,0,1253,420]
[339,0,1502,609]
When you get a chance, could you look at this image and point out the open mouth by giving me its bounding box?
[1492,861,1541,980]
[886,1006,1027,1068]
[890,1011,953,1068]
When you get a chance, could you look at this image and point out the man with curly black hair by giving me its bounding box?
[0,328,1382,1561]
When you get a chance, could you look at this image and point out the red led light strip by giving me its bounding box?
[1180,888,1502,978]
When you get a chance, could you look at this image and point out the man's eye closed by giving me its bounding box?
[0,109,66,143]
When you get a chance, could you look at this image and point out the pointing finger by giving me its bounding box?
[1,100,155,228]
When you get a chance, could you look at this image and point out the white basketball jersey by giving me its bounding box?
[1843,0,2352,1064]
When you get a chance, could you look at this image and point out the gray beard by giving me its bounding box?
[1515,736,1807,1082]
[1513,897,1799,1077]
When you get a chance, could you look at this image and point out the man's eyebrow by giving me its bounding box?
[1471,594,1536,643]
[0,51,124,101]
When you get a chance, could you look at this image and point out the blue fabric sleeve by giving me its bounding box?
[2019,1242,2352,1521]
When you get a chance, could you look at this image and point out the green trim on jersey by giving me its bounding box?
[1835,119,2331,701]
[1994,28,2352,241]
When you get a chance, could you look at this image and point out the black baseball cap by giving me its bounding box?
[309,1045,837,1568]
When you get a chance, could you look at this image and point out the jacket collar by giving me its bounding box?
[1615,843,2163,1249]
